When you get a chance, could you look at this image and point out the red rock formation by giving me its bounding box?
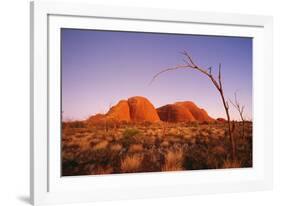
[87,98,213,124]
[127,96,160,122]
[175,101,214,122]
[87,96,160,123]
[106,100,130,121]
[157,104,195,122]
[157,101,214,122]
[87,113,106,124]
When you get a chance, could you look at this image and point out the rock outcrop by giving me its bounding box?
[87,113,106,124]
[157,101,214,122]
[87,98,213,123]
[87,96,160,123]
[106,100,131,121]
[127,96,160,122]
[157,104,195,122]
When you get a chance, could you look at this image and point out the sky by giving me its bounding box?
[61,28,252,121]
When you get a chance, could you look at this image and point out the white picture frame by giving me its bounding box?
[30,0,273,205]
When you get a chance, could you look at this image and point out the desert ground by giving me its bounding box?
[62,120,252,176]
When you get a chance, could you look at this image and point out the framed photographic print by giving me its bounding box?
[30,0,273,205]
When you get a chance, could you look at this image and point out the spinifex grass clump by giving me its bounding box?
[121,128,140,148]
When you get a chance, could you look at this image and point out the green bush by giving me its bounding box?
[122,128,140,139]
[121,128,140,148]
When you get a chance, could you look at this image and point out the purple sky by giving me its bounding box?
[61,29,252,121]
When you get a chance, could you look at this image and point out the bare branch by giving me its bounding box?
[150,61,221,91]
[181,50,197,67]
[229,98,236,109]
[149,65,188,85]
[218,64,222,90]
[182,58,191,67]
[208,67,212,75]
[150,51,236,160]
[230,92,245,118]
[230,92,246,139]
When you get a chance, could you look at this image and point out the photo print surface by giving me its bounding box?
[61,28,252,176]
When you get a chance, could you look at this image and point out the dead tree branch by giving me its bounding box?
[230,92,245,139]
[150,51,236,160]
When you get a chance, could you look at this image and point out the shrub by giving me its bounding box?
[161,141,169,147]
[121,128,140,148]
[110,143,123,152]
[183,144,209,170]
[91,166,114,175]
[128,144,143,153]
[222,159,242,168]
[142,135,156,148]
[120,154,143,173]
[122,128,140,139]
[93,140,109,150]
[67,121,86,128]
[75,133,87,138]
[141,121,153,127]
[62,160,79,176]
[63,144,80,153]
[142,149,164,172]
[162,149,184,171]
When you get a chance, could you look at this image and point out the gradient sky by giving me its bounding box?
[61,29,252,121]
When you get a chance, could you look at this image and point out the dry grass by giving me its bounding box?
[93,140,109,150]
[222,159,242,168]
[162,149,184,171]
[110,143,123,152]
[120,154,144,173]
[92,166,114,175]
[128,144,143,153]
[62,121,252,176]
[161,141,169,147]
